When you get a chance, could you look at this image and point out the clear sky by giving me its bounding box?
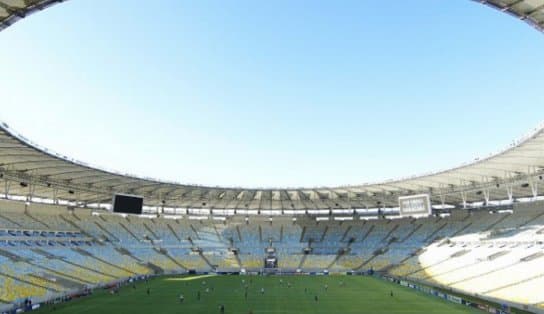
[0,0,543,188]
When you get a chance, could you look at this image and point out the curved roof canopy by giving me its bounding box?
[0,0,543,211]
[1,0,543,34]
[0,0,64,32]
[1,122,543,210]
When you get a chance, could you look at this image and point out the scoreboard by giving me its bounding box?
[112,194,143,214]
[398,194,431,217]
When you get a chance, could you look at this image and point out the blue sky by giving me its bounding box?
[0,0,543,188]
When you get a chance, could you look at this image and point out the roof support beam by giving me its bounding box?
[0,159,60,167]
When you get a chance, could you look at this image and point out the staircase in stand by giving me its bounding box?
[381,224,398,242]
[518,212,544,228]
[361,225,374,242]
[167,223,182,242]
[0,213,21,227]
[119,222,140,241]
[143,222,159,239]
[354,254,378,271]
[424,223,447,242]
[146,263,165,274]
[0,270,60,293]
[483,271,544,294]
[58,257,117,279]
[451,222,473,237]
[320,226,329,242]
[406,250,468,277]
[340,226,352,242]
[401,224,422,242]
[25,212,50,229]
[236,226,243,242]
[299,226,307,242]
[198,252,214,269]
[73,248,137,276]
[327,248,348,269]
[154,248,187,270]
[26,261,95,285]
[233,252,243,269]
[94,221,120,242]
[190,225,201,240]
[298,254,308,269]
[484,214,510,232]
[59,215,85,234]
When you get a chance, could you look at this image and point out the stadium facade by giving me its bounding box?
[1,1,544,313]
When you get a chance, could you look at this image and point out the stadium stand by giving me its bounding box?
[1,198,543,310]
[0,0,543,312]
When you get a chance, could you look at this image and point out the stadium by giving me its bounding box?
[1,0,544,313]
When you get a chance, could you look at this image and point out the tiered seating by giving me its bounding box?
[363,258,391,271]
[430,219,469,239]
[301,224,326,242]
[403,217,544,307]
[451,250,542,293]
[261,223,281,242]
[277,254,303,268]
[205,250,239,269]
[388,256,421,276]
[64,215,107,239]
[404,218,443,244]
[389,220,416,241]
[302,254,336,269]
[14,247,109,285]
[128,248,181,272]
[124,217,154,240]
[0,214,20,228]
[333,255,362,270]
[28,213,76,231]
[101,215,140,243]
[0,272,49,303]
[239,254,262,268]
[85,246,151,275]
[0,255,52,302]
[369,220,398,242]
[152,219,186,244]
[0,201,543,309]
[167,249,209,270]
[0,213,44,229]
[317,224,344,249]
[281,223,303,244]
[192,224,222,248]
[343,222,371,241]
[237,224,260,244]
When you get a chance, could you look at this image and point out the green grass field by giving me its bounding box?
[36,275,481,314]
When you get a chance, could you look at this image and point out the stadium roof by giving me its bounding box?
[0,0,64,32]
[1,1,543,34]
[0,0,543,211]
[1,121,543,210]
[477,0,544,32]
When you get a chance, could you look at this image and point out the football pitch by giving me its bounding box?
[36,275,481,314]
